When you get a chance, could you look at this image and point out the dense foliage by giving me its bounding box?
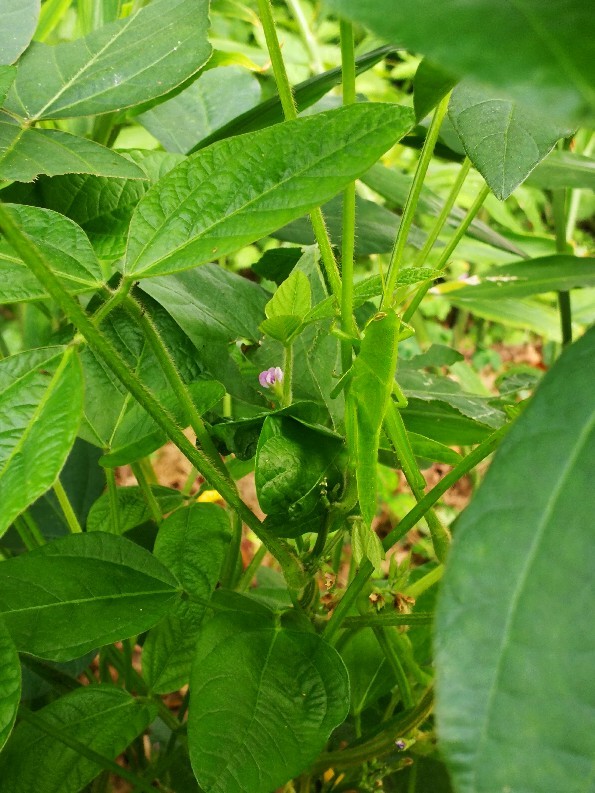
[0,1,593,792]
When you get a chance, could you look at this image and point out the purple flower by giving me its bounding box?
[259,367,284,389]
[395,739,406,750]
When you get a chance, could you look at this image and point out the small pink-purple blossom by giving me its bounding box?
[259,367,283,388]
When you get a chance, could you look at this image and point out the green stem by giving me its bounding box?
[285,0,324,73]
[125,294,230,480]
[181,466,198,496]
[341,612,432,629]
[130,461,163,524]
[340,19,357,374]
[381,94,451,309]
[552,188,572,346]
[53,478,83,533]
[13,516,37,551]
[373,627,413,709]
[404,564,444,600]
[92,279,133,325]
[35,0,74,41]
[382,421,512,551]
[257,0,342,299]
[413,157,471,267]
[0,202,305,589]
[22,511,46,546]
[18,707,159,793]
[236,543,267,592]
[282,342,293,406]
[384,404,450,562]
[403,182,491,323]
[105,467,120,535]
[220,510,243,588]
[324,559,374,644]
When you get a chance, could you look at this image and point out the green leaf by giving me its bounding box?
[274,193,425,256]
[436,326,595,793]
[87,485,184,535]
[0,66,16,103]
[450,255,595,300]
[323,0,594,126]
[444,294,568,342]
[0,686,157,793]
[414,58,458,122]
[255,416,345,528]
[527,150,595,191]
[402,399,493,446]
[0,616,20,753]
[0,346,83,538]
[138,66,262,154]
[265,270,311,320]
[449,82,570,199]
[0,204,104,303]
[189,45,394,151]
[124,103,414,278]
[0,0,40,65]
[188,596,349,793]
[143,504,231,694]
[0,532,179,661]
[398,370,505,429]
[348,311,400,527]
[0,121,146,182]
[5,0,211,120]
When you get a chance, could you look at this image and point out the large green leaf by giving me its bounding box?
[449,82,570,199]
[143,504,231,694]
[0,204,104,303]
[0,346,83,538]
[414,58,458,122]
[0,686,156,793]
[449,255,595,300]
[323,0,594,126]
[401,399,493,446]
[188,594,349,793]
[436,326,595,793]
[138,66,262,154]
[526,150,595,191]
[0,0,39,65]
[0,532,180,661]
[124,103,414,278]
[0,616,20,753]
[5,0,211,120]
[0,121,146,182]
